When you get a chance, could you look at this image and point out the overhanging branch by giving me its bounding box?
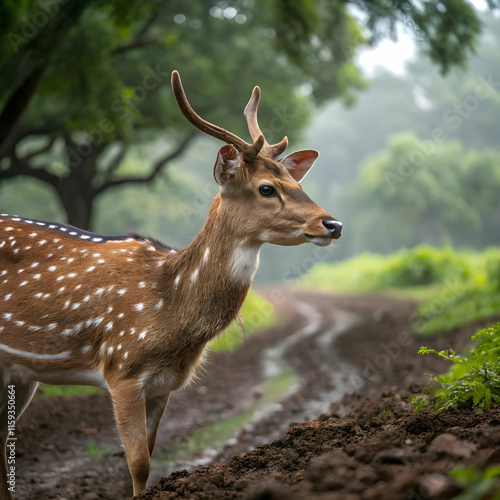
[1,151,60,187]
[95,132,197,195]
[21,137,56,161]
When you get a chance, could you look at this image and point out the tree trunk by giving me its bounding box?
[56,179,94,230]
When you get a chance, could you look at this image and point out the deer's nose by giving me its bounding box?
[322,220,342,236]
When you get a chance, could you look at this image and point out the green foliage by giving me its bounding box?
[415,284,500,337]
[449,464,500,500]
[210,290,276,353]
[0,0,368,229]
[0,0,490,231]
[36,384,100,399]
[300,14,500,267]
[355,133,500,253]
[85,440,107,459]
[412,323,500,413]
[303,245,500,337]
[302,245,475,293]
[486,251,500,292]
[414,247,500,336]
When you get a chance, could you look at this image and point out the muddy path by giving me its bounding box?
[13,289,499,499]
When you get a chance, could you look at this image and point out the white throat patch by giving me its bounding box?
[230,244,261,284]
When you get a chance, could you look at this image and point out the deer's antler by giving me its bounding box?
[171,71,264,161]
[244,86,288,158]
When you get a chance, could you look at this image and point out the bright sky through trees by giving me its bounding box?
[358,0,489,75]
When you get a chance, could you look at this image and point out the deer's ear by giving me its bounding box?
[214,145,240,185]
[280,150,319,183]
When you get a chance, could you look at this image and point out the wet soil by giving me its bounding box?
[13,289,500,500]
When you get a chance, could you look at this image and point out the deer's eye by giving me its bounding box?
[259,185,276,197]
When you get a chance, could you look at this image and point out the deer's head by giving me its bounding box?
[172,71,342,247]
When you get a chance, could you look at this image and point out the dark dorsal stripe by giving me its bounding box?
[0,214,175,252]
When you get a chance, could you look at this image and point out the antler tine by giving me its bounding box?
[171,71,264,160]
[243,86,288,159]
[244,86,263,143]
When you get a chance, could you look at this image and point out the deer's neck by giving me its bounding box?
[183,196,260,286]
[159,195,261,342]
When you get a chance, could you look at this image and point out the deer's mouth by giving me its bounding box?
[304,233,333,246]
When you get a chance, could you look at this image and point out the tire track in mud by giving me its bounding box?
[209,292,364,463]
[14,290,373,499]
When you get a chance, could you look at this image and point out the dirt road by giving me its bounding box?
[13,290,500,499]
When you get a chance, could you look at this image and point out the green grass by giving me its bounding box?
[210,289,277,352]
[35,384,101,399]
[302,245,500,337]
[415,285,500,337]
[85,440,107,459]
[302,245,477,293]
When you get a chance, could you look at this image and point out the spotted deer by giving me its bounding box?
[0,70,342,498]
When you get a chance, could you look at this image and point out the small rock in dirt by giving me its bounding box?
[428,433,477,458]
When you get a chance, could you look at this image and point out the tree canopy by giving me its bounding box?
[0,0,492,229]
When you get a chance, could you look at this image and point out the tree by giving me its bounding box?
[297,12,500,263]
[354,132,500,251]
[0,0,492,229]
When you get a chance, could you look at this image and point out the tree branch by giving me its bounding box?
[113,11,160,55]
[0,64,46,160]
[113,37,159,55]
[135,11,160,40]
[95,132,197,195]
[21,136,56,161]
[0,151,60,187]
[102,143,129,182]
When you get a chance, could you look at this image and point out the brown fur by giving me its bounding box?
[0,78,341,497]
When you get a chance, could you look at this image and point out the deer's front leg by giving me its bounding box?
[108,379,150,496]
[146,393,170,457]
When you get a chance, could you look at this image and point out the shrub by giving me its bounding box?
[302,245,475,292]
[485,250,500,292]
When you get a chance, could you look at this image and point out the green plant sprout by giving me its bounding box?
[412,323,500,413]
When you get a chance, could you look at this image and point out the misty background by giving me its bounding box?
[1,1,499,283]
